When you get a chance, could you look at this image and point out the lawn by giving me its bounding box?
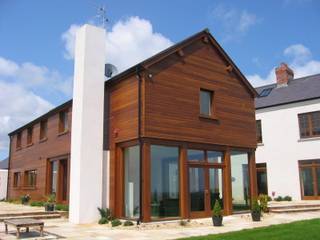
[178,218,320,240]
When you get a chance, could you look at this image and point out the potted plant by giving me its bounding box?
[21,194,30,205]
[212,200,223,226]
[44,194,56,212]
[251,198,261,222]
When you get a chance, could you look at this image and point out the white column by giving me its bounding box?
[69,24,106,224]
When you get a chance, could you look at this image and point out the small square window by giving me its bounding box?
[200,89,213,116]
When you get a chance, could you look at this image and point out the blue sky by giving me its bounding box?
[0,0,320,160]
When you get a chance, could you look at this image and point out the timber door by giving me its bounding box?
[299,160,320,200]
[47,156,70,203]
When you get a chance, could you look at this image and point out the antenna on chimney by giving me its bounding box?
[95,5,108,29]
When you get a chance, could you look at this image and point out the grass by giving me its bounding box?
[178,218,320,240]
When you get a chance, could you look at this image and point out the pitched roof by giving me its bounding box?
[255,73,320,109]
[0,158,8,169]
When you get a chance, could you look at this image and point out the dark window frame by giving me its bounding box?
[39,119,48,141]
[24,169,37,187]
[26,127,33,145]
[298,111,320,139]
[59,110,69,134]
[16,132,22,150]
[199,88,216,119]
[13,172,21,187]
[256,120,263,143]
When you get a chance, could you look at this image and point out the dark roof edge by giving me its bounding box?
[255,96,320,110]
[8,99,72,136]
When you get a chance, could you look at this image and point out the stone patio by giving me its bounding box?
[0,211,319,239]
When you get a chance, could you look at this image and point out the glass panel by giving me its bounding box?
[230,151,250,211]
[151,145,179,218]
[317,168,320,196]
[189,167,205,212]
[209,168,223,210]
[256,120,262,143]
[61,160,68,201]
[187,149,205,162]
[200,90,212,115]
[51,161,58,195]
[208,151,224,163]
[124,145,140,218]
[301,167,314,196]
[299,114,310,137]
[311,112,320,136]
[257,170,268,195]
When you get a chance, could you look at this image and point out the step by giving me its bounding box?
[0,211,60,218]
[269,204,320,210]
[0,213,61,222]
[269,207,320,213]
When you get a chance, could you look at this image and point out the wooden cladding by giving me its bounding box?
[298,111,320,138]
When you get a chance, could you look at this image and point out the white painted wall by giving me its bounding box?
[0,170,8,200]
[69,24,106,224]
[256,99,320,200]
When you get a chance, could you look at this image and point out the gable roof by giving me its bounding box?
[8,28,256,136]
[0,158,8,169]
[255,73,320,109]
[105,29,257,97]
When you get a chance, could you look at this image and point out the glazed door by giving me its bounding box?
[299,160,320,200]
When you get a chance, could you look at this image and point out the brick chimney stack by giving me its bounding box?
[275,63,294,87]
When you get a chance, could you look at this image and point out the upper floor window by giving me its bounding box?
[27,127,33,145]
[59,110,68,133]
[200,89,213,116]
[298,111,320,138]
[25,170,37,187]
[13,172,21,187]
[40,119,48,140]
[256,120,263,143]
[16,132,22,149]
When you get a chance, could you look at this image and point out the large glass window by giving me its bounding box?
[151,145,179,218]
[230,151,250,211]
[124,145,140,218]
[189,167,205,212]
[301,167,314,196]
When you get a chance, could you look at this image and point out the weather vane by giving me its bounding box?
[95,5,108,29]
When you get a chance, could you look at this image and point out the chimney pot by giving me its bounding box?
[275,63,294,87]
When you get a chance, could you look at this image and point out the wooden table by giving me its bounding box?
[4,218,44,238]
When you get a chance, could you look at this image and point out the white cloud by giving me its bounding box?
[211,5,258,41]
[247,44,320,87]
[61,16,173,72]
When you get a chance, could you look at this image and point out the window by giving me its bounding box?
[25,170,37,187]
[13,172,21,187]
[151,145,179,218]
[27,127,33,145]
[187,149,205,162]
[59,110,68,133]
[256,120,263,143]
[40,119,48,140]
[200,89,213,116]
[256,163,268,195]
[298,111,320,138]
[16,132,22,149]
[259,88,273,97]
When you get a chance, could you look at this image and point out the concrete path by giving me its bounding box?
[0,211,319,239]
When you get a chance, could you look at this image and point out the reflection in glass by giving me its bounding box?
[301,167,314,196]
[151,145,179,218]
[189,168,205,211]
[209,168,223,209]
[51,161,58,195]
[187,150,205,162]
[124,146,140,218]
[230,151,250,211]
[257,170,268,195]
[208,151,224,163]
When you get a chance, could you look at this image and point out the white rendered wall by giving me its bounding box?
[256,99,320,200]
[69,24,106,224]
[0,170,8,200]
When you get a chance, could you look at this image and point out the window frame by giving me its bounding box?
[39,119,48,141]
[16,132,22,150]
[26,126,33,146]
[199,88,216,119]
[13,172,21,188]
[58,110,69,134]
[256,120,263,143]
[298,111,320,139]
[24,169,37,188]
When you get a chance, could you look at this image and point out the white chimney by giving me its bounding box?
[69,24,106,224]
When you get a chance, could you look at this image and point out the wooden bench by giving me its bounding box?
[4,218,44,238]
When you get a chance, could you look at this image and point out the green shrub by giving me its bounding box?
[97,208,112,221]
[98,217,108,224]
[55,204,69,211]
[111,219,122,227]
[20,194,31,204]
[267,196,272,202]
[46,194,56,203]
[251,199,261,213]
[30,201,45,207]
[284,196,292,201]
[258,194,269,213]
[212,200,222,217]
[123,220,134,226]
[274,196,283,202]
